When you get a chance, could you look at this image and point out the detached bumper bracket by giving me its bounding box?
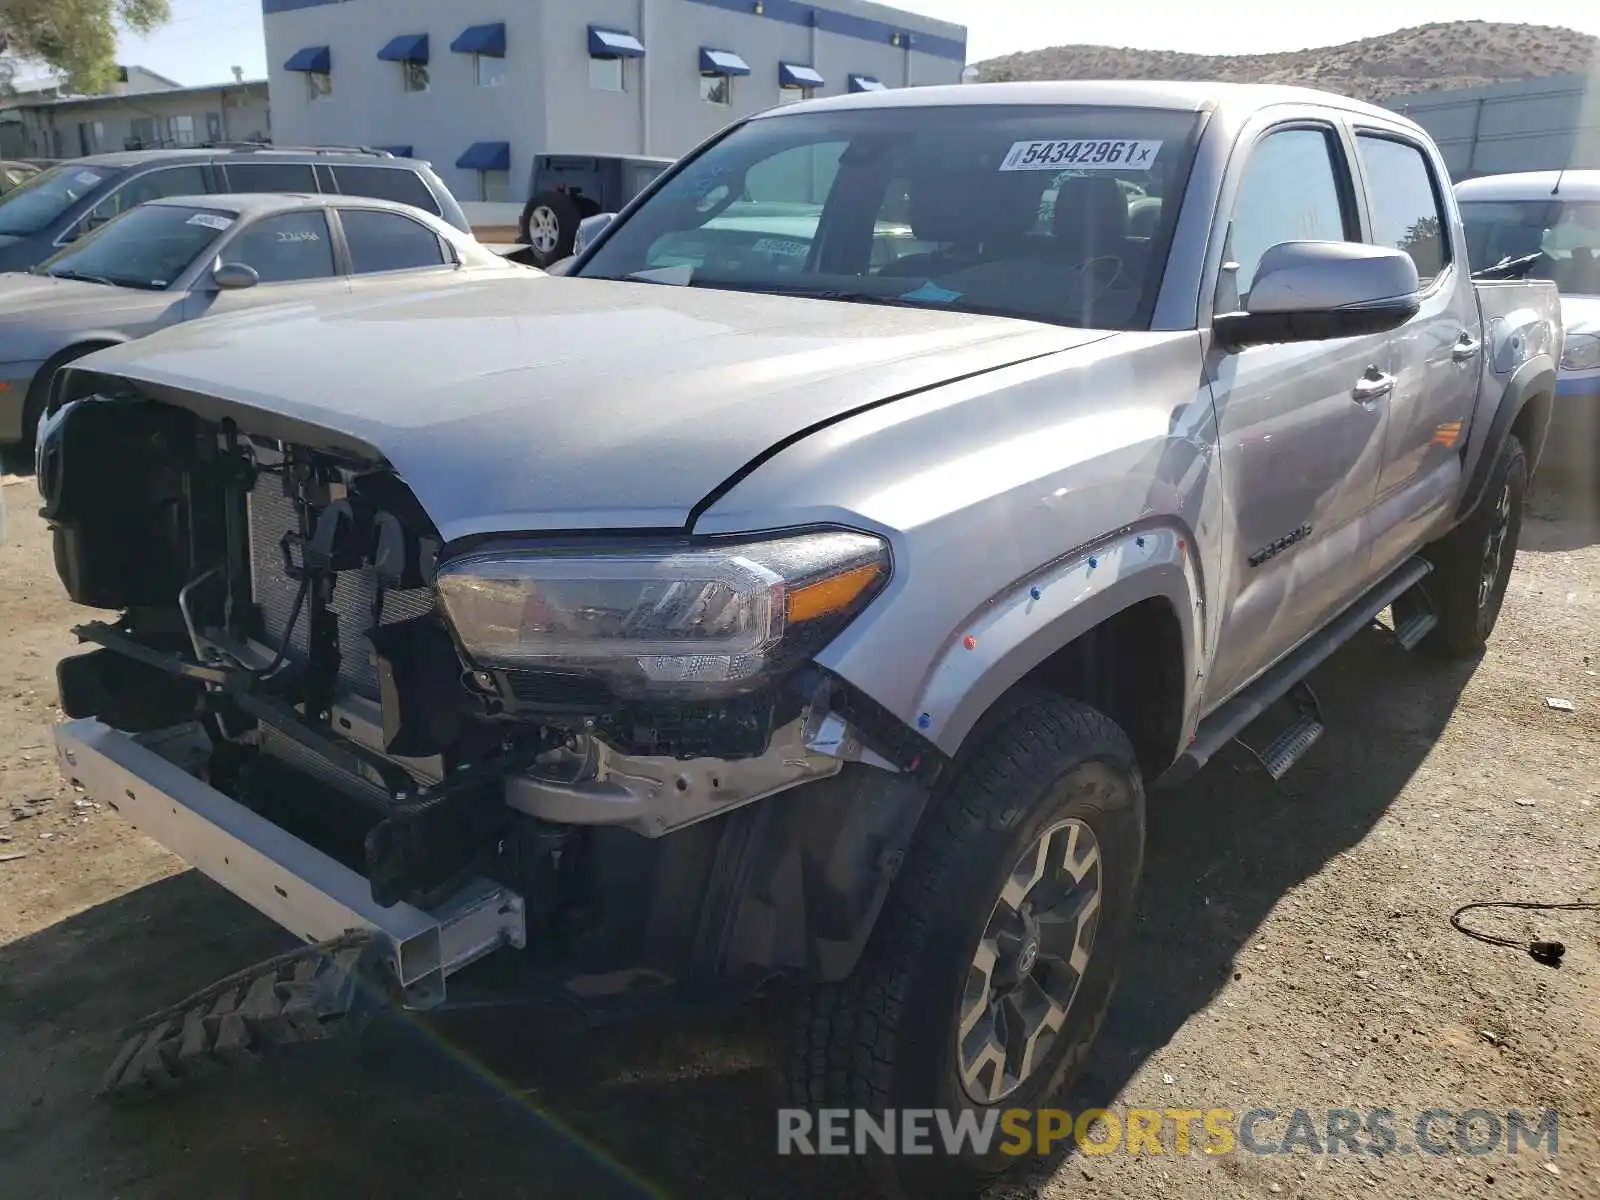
[53,718,525,1008]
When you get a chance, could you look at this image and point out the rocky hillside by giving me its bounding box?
[975,20,1599,103]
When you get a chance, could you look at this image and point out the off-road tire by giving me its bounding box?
[1415,435,1528,658]
[784,691,1146,1198]
[520,190,582,268]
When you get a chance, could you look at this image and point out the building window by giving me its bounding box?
[129,117,155,149]
[700,74,732,106]
[308,70,333,101]
[590,56,625,92]
[778,87,812,105]
[476,54,506,88]
[403,60,429,92]
[205,112,223,142]
[481,169,511,203]
[166,114,196,146]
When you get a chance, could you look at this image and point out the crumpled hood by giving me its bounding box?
[71,276,1109,542]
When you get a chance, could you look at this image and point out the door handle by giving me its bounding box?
[1352,368,1395,403]
[1452,332,1482,361]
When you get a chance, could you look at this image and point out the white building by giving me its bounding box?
[263,0,968,201]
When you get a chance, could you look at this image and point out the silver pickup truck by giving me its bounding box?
[38,82,1559,1195]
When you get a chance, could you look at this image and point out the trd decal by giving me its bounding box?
[1248,523,1312,567]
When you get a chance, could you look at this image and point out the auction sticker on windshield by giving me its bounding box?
[186,213,234,231]
[999,140,1162,171]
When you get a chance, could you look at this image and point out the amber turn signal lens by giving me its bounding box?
[787,562,884,624]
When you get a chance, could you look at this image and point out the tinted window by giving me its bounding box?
[1460,199,1600,296]
[225,162,317,194]
[0,163,117,236]
[339,209,448,274]
[330,165,441,215]
[580,104,1202,331]
[1355,134,1449,283]
[1225,128,1351,306]
[71,165,209,239]
[224,210,336,283]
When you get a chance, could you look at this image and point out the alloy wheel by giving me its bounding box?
[957,817,1104,1103]
[528,206,561,254]
[1478,480,1513,612]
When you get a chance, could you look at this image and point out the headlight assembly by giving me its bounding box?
[1560,332,1600,373]
[434,530,890,698]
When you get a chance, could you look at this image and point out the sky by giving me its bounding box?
[98,0,1600,87]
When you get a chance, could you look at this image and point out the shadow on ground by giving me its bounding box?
[0,620,1482,1200]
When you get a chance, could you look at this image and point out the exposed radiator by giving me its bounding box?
[247,482,435,701]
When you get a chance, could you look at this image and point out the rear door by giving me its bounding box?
[220,160,319,196]
[1202,120,1393,705]
[1349,128,1481,573]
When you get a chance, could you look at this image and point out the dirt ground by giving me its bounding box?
[1,459,1597,1200]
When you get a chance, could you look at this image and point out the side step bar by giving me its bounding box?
[53,718,526,1008]
[1166,556,1433,782]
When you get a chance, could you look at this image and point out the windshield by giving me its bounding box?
[577,104,1201,330]
[0,163,117,237]
[1460,198,1600,296]
[35,203,235,290]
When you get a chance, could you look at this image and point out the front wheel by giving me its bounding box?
[785,691,1145,1197]
[1414,435,1528,657]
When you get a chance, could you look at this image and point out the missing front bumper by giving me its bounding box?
[53,718,526,1009]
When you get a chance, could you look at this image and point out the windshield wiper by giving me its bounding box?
[1472,250,1544,281]
[684,279,935,308]
[47,269,121,287]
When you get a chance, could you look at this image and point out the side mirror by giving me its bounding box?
[573,212,616,258]
[212,261,260,291]
[1214,241,1421,351]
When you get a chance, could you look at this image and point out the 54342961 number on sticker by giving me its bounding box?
[999,139,1162,172]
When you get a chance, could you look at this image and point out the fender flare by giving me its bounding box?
[910,522,1203,757]
[1455,358,1556,522]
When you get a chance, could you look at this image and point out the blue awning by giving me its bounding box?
[377,34,429,64]
[283,45,331,73]
[457,141,510,172]
[588,26,645,58]
[377,145,414,158]
[779,63,826,89]
[849,74,887,93]
[699,48,751,77]
[451,22,506,57]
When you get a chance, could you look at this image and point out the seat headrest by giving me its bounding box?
[906,172,1042,246]
[1052,175,1131,257]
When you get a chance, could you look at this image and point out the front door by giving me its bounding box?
[1203,123,1392,706]
[187,209,349,319]
[1352,130,1481,574]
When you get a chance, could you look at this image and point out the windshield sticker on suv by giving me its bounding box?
[999,140,1162,171]
[751,237,809,259]
[186,213,235,231]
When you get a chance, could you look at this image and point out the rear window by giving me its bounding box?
[339,208,449,273]
[224,162,318,194]
[0,163,117,236]
[331,165,441,215]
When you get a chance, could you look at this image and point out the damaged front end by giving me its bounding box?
[39,384,933,1011]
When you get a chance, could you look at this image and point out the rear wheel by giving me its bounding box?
[785,691,1145,1197]
[519,191,581,268]
[1413,435,1528,657]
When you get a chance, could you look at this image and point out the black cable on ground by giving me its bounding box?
[1449,900,1600,966]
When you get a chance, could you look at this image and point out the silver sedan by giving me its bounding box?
[0,192,536,447]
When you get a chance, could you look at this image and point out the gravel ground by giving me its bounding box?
[1,461,1596,1200]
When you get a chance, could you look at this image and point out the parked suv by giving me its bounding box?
[0,145,469,273]
[518,152,674,266]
